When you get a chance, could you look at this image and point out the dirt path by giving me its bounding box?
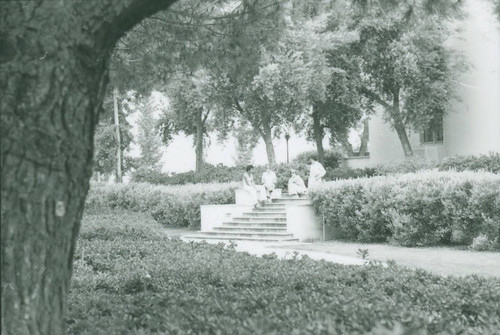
[274,241,500,278]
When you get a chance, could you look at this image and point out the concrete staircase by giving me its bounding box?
[184,194,310,242]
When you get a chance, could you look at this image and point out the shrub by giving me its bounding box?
[325,166,377,181]
[470,234,497,251]
[309,171,500,248]
[438,152,500,173]
[69,210,500,334]
[86,182,239,228]
[293,149,344,169]
[131,164,245,185]
[374,156,436,176]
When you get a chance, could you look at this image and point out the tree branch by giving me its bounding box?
[359,85,391,109]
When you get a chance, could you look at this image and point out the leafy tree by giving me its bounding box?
[349,0,465,156]
[159,69,222,172]
[223,3,338,164]
[133,94,164,175]
[233,119,260,166]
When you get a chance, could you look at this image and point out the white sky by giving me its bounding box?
[124,91,351,173]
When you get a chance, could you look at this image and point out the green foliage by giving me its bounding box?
[132,95,164,174]
[349,0,465,155]
[438,153,500,174]
[69,209,500,334]
[85,182,238,228]
[293,149,344,169]
[325,166,377,180]
[374,156,437,175]
[310,171,500,249]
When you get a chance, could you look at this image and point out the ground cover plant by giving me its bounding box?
[68,209,500,334]
[85,182,238,228]
[310,171,500,250]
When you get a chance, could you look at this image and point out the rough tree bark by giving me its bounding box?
[195,109,204,172]
[391,88,413,157]
[0,1,177,334]
[261,116,276,165]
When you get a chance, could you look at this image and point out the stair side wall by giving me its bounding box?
[286,205,323,241]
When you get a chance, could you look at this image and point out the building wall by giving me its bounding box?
[444,0,500,156]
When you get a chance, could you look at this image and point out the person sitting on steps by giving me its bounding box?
[288,169,307,198]
[242,165,267,208]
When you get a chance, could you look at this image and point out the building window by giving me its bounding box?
[421,118,443,144]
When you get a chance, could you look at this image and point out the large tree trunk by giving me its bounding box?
[312,109,325,164]
[195,109,204,172]
[261,117,276,165]
[0,1,176,334]
[393,120,414,157]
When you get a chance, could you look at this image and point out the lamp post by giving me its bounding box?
[285,133,290,164]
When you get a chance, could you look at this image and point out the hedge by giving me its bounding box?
[309,171,500,249]
[69,210,500,334]
[438,152,500,174]
[85,182,239,228]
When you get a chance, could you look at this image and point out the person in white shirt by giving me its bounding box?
[261,164,277,202]
[288,169,307,198]
[242,165,267,208]
[308,157,326,189]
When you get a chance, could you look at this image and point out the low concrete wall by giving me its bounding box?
[286,204,323,241]
[201,204,251,231]
[344,156,374,169]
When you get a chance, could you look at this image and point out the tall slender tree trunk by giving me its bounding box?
[195,109,204,172]
[312,109,325,164]
[261,117,276,165]
[1,1,176,334]
[113,87,123,183]
[359,118,369,156]
[391,88,413,157]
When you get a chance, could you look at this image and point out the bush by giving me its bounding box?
[309,171,500,248]
[438,152,500,173]
[374,156,436,176]
[69,210,500,334]
[131,164,245,185]
[325,166,377,181]
[293,149,344,169]
[86,182,239,228]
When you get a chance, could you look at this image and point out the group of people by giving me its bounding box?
[242,158,326,208]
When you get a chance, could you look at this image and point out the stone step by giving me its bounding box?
[241,212,287,217]
[261,203,287,207]
[222,221,287,227]
[252,207,287,212]
[183,234,299,242]
[232,217,287,222]
[202,231,294,238]
[273,198,311,202]
[214,226,287,232]
[281,194,309,199]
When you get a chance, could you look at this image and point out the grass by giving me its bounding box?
[67,209,500,334]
